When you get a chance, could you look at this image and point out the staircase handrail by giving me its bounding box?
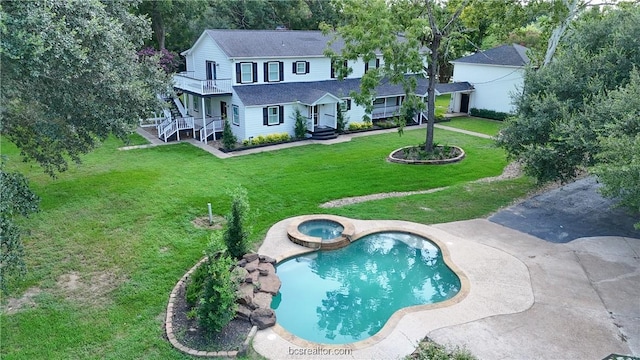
[172,97,188,118]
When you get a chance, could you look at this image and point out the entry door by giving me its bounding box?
[206,61,217,80]
[460,94,470,113]
[220,101,227,119]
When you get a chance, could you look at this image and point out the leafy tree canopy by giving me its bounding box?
[1,0,171,176]
[497,4,640,226]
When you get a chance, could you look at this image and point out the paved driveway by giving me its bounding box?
[489,177,640,243]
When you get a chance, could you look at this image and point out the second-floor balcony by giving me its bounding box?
[173,72,232,96]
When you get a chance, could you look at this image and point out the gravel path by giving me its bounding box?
[319,162,522,208]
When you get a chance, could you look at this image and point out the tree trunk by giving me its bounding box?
[150,4,166,50]
[425,33,441,153]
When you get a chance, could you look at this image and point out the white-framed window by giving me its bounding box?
[268,62,280,82]
[268,106,279,125]
[294,61,308,74]
[205,98,213,116]
[232,105,239,126]
[365,58,379,73]
[194,97,201,112]
[240,63,253,83]
[373,98,386,108]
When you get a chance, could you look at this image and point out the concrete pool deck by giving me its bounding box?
[254,216,639,360]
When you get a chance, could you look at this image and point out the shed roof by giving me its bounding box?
[451,44,530,67]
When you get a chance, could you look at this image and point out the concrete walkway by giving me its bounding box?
[132,122,492,158]
[253,217,639,360]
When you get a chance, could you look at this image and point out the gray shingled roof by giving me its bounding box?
[435,82,474,95]
[204,30,346,58]
[451,44,530,67]
[233,78,469,106]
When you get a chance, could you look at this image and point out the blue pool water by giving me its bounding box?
[271,231,460,344]
[298,219,344,240]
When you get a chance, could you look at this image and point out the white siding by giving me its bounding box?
[451,63,524,113]
[188,35,233,81]
[243,105,298,139]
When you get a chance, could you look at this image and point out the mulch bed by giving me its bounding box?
[170,278,252,352]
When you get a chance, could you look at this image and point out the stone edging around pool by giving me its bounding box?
[286,214,356,250]
[164,257,258,358]
[387,145,465,165]
[272,221,471,351]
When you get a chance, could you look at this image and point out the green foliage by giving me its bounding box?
[469,108,510,121]
[497,5,640,224]
[197,248,238,333]
[222,119,238,150]
[135,0,207,51]
[348,121,374,131]
[242,133,290,147]
[223,187,251,259]
[185,261,208,307]
[292,107,308,139]
[336,103,348,133]
[0,159,40,292]
[375,120,397,129]
[498,5,640,181]
[0,0,170,177]
[408,339,476,360]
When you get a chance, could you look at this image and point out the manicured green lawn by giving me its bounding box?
[0,127,536,359]
[441,116,505,136]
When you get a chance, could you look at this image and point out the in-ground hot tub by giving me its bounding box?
[287,215,355,250]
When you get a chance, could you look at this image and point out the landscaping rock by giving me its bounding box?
[244,259,260,273]
[242,253,259,262]
[250,308,276,330]
[252,292,273,309]
[259,255,276,264]
[245,271,259,284]
[257,262,275,276]
[236,284,255,306]
[236,259,248,267]
[236,304,252,321]
[233,266,249,282]
[257,273,281,295]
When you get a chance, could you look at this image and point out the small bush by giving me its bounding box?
[197,249,238,333]
[469,108,510,121]
[408,339,476,360]
[223,186,251,259]
[348,121,373,131]
[292,107,308,139]
[185,262,208,307]
[221,119,237,150]
[336,103,348,133]
[242,133,290,146]
[375,120,397,129]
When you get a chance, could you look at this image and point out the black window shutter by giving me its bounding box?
[347,99,351,110]
[343,60,348,71]
[263,107,268,125]
[264,62,268,82]
[279,106,284,124]
[279,62,284,81]
[252,62,258,83]
[235,63,241,83]
[376,58,380,68]
[292,62,296,74]
[365,62,369,73]
[331,62,335,78]
[305,61,310,74]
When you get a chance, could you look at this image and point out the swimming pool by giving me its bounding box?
[271,231,461,344]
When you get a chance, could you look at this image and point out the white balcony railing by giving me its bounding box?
[173,73,232,95]
[371,105,401,120]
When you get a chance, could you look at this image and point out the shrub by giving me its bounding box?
[375,120,397,129]
[185,262,208,307]
[469,108,510,121]
[197,246,238,333]
[336,103,347,133]
[292,107,308,139]
[242,133,290,146]
[348,121,373,131]
[221,119,237,150]
[408,339,476,360]
[223,186,251,259]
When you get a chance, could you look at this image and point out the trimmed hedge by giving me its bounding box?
[242,132,290,146]
[469,108,511,121]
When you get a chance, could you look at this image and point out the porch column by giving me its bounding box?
[201,97,206,143]
[333,102,337,129]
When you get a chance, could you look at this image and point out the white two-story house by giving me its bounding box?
[448,44,530,114]
[159,29,433,143]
